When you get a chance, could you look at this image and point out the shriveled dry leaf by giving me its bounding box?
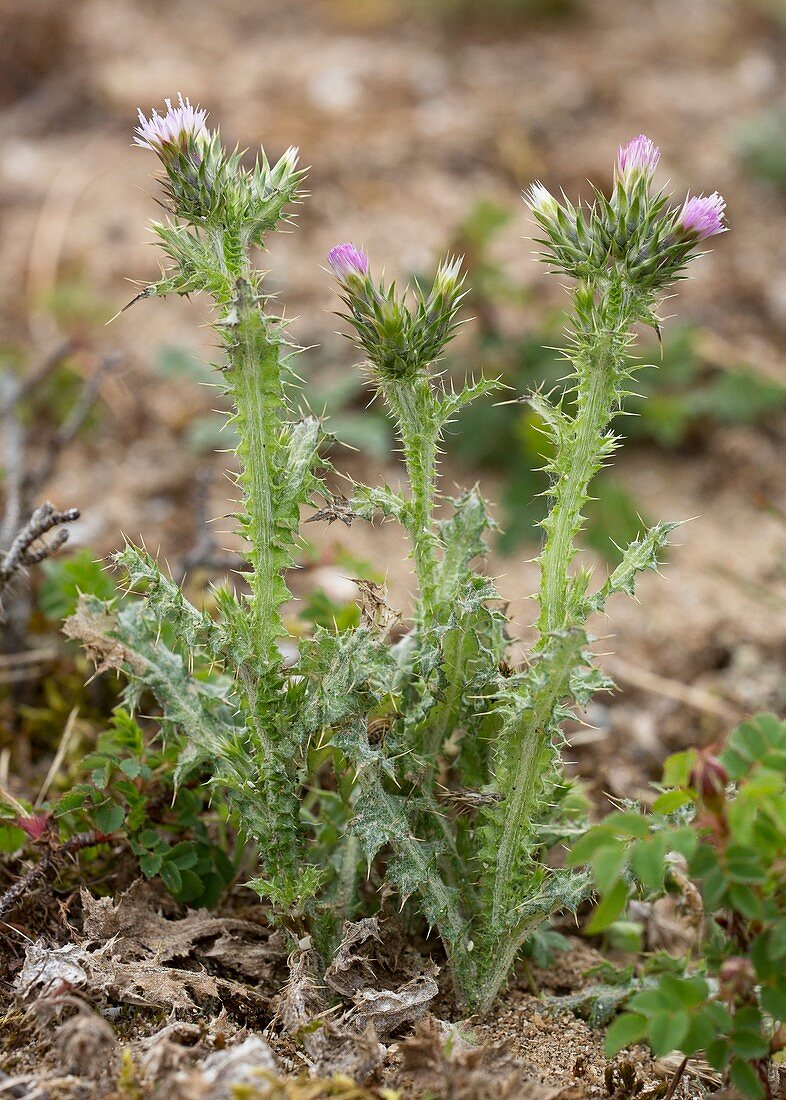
[346,970,438,1039]
[278,946,385,1082]
[16,935,266,1012]
[171,1035,278,1099]
[324,918,382,998]
[54,1004,115,1076]
[81,881,284,982]
[16,941,90,996]
[63,598,145,675]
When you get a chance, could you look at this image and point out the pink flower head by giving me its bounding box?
[328,243,369,282]
[134,94,209,154]
[678,192,727,240]
[616,135,660,184]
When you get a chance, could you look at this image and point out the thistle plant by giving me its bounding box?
[68,113,726,1013]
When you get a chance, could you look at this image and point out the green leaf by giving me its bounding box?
[586,878,628,934]
[706,1036,730,1071]
[683,1013,714,1054]
[603,811,651,838]
[629,988,670,1016]
[160,860,183,894]
[604,1013,647,1057]
[567,827,616,867]
[649,1011,689,1056]
[592,840,627,893]
[652,789,693,814]
[662,973,709,1009]
[726,845,767,885]
[140,852,163,877]
[175,868,205,903]
[769,919,786,960]
[54,787,91,817]
[0,825,27,851]
[138,828,161,849]
[662,750,697,789]
[94,802,125,834]
[731,1032,769,1060]
[630,833,667,893]
[605,920,643,953]
[729,1058,765,1099]
[168,841,199,870]
[760,984,786,1021]
[728,884,762,920]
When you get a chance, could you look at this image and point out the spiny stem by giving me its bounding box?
[385,377,442,625]
[537,309,630,636]
[490,629,584,924]
[225,278,286,667]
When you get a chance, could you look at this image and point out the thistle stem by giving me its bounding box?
[225,278,286,666]
[537,315,628,635]
[385,377,442,625]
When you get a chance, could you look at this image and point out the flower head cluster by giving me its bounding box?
[525,133,726,289]
[677,192,727,240]
[329,245,465,380]
[134,95,305,251]
[134,94,209,155]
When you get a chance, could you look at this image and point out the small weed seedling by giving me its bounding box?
[65,106,726,1012]
[573,714,786,1098]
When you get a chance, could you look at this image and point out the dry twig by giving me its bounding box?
[0,502,80,599]
[0,830,102,923]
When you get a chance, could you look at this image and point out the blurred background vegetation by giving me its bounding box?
[2,0,786,789]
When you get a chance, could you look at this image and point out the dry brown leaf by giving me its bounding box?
[62,598,146,675]
[54,1004,116,1076]
[16,936,267,1014]
[346,971,439,1039]
[81,881,284,982]
[324,918,382,998]
[172,1035,278,1100]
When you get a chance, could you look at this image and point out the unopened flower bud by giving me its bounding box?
[525,182,561,223]
[689,749,728,804]
[719,956,755,1004]
[134,94,209,157]
[677,192,727,240]
[18,813,50,841]
[432,254,464,298]
[327,243,369,283]
[616,135,660,188]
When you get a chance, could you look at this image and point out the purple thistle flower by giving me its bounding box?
[678,192,727,240]
[134,94,209,153]
[616,135,660,184]
[327,243,369,282]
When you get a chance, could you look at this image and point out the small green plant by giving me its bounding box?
[38,546,114,620]
[52,708,236,906]
[571,714,786,1098]
[0,707,237,907]
[65,110,726,1012]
